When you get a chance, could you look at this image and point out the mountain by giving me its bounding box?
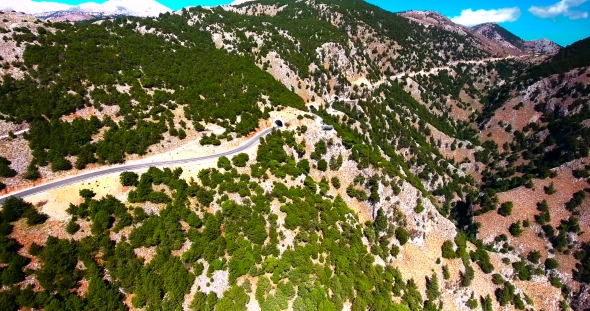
[471,22,561,55]
[471,22,526,50]
[525,36,590,80]
[0,1,589,310]
[398,12,562,57]
[1,0,171,19]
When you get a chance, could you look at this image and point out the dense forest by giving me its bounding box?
[0,13,304,172]
[0,130,438,311]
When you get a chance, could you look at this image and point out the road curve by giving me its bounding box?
[0,127,276,205]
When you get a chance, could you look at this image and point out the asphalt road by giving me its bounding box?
[0,127,276,205]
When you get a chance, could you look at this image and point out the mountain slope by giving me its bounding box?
[525,36,590,80]
[471,23,526,50]
[471,22,561,55]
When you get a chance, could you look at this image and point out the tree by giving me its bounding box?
[498,202,513,217]
[495,283,515,306]
[509,221,523,237]
[51,156,73,172]
[545,258,559,270]
[544,182,556,195]
[217,156,232,170]
[0,157,17,178]
[331,177,341,189]
[79,189,96,200]
[23,162,41,180]
[329,154,343,170]
[480,295,493,311]
[24,208,48,226]
[425,273,440,301]
[527,251,541,264]
[461,265,475,287]
[66,218,80,235]
[317,159,328,172]
[120,172,139,187]
[232,153,249,167]
[374,209,387,232]
[441,240,456,259]
[395,227,409,246]
[1,197,32,222]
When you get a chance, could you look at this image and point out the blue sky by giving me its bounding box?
[20,0,590,46]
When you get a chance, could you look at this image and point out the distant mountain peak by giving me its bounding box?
[1,0,171,19]
[470,22,525,50]
[471,22,561,55]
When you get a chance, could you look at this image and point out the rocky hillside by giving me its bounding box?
[471,22,561,55]
[0,0,588,310]
[397,12,561,57]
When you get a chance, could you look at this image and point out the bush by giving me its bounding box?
[23,162,41,180]
[317,159,328,171]
[24,208,48,226]
[330,177,341,189]
[442,265,450,279]
[217,156,232,170]
[509,221,523,237]
[498,202,513,217]
[120,172,139,187]
[461,265,475,287]
[492,273,504,285]
[50,156,72,172]
[79,189,96,199]
[0,156,17,178]
[565,190,586,212]
[545,258,559,270]
[66,218,80,235]
[414,199,425,213]
[441,240,456,259]
[544,182,556,195]
[527,251,541,264]
[395,227,409,246]
[232,153,249,167]
[1,197,32,222]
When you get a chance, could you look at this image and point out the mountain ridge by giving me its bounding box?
[470,22,561,55]
[1,0,171,18]
[398,10,561,56]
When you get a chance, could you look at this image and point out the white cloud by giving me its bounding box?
[0,0,171,17]
[229,0,255,5]
[450,7,522,26]
[529,0,588,19]
[0,0,71,14]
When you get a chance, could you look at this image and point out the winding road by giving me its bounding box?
[0,126,276,205]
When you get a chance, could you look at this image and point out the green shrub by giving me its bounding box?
[330,177,341,189]
[395,227,409,246]
[0,156,17,178]
[317,159,328,171]
[509,221,523,237]
[545,258,559,270]
[544,182,556,195]
[232,153,249,168]
[492,273,504,285]
[120,172,139,187]
[441,240,456,259]
[79,189,96,199]
[498,202,513,217]
[217,156,232,170]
